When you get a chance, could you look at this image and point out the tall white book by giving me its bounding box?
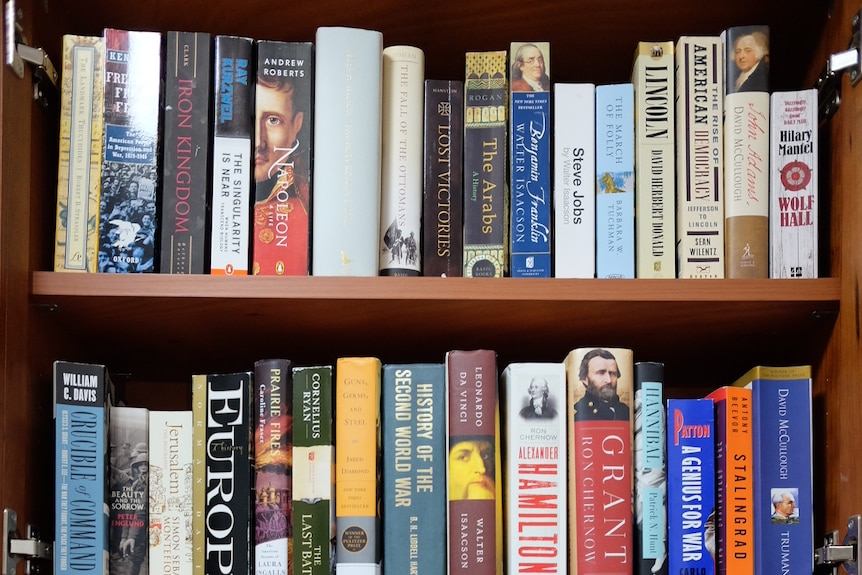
[770,88,817,278]
[312,26,384,276]
[379,45,425,276]
[553,83,596,278]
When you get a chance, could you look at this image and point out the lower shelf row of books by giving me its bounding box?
[53,354,813,575]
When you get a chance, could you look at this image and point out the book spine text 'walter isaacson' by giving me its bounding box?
[160,31,211,274]
[210,35,254,275]
[509,41,552,278]
[335,357,382,575]
[423,79,464,277]
[445,349,503,575]
[54,35,105,273]
[675,36,725,278]
[770,89,818,278]
[54,361,114,575]
[254,359,294,575]
[463,51,508,278]
[565,347,634,575]
[99,29,161,273]
[381,363,447,575]
[204,371,253,575]
[501,362,567,575]
[293,365,336,575]
[667,398,716,575]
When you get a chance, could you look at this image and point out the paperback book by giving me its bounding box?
[109,406,149,575]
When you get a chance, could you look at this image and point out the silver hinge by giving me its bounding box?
[4,0,57,107]
[817,8,862,122]
[815,514,860,575]
[2,509,52,575]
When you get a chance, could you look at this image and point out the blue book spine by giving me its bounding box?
[667,398,716,575]
[382,363,447,575]
[54,361,112,575]
[749,372,814,575]
[595,83,635,278]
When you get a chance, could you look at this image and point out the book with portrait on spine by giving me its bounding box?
[109,406,149,575]
[423,79,464,277]
[54,35,105,273]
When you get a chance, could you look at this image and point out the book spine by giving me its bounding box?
[109,405,149,575]
[509,42,551,278]
[54,361,112,575]
[423,79,464,277]
[54,35,105,272]
[335,357,382,575]
[210,35,254,275]
[564,347,634,574]
[293,365,335,575]
[722,25,770,278]
[311,27,383,276]
[769,89,818,278]
[254,359,294,575]
[160,31,212,274]
[704,386,753,575]
[501,362,567,575]
[634,361,668,575]
[632,41,676,278]
[463,51,508,278]
[379,45,425,276]
[445,349,502,575]
[205,372,254,575]
[666,398,716,575]
[148,411,194,575]
[99,29,162,273]
[595,83,635,278]
[675,36,725,278]
[192,375,207,575]
[381,363,447,575]
[553,83,596,278]
[252,41,314,276]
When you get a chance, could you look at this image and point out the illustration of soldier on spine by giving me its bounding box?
[110,441,149,575]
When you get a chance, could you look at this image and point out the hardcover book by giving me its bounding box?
[380,45,425,276]
[722,25,771,278]
[252,41,314,276]
[54,35,105,273]
[770,89,818,278]
[553,82,596,278]
[445,349,503,575]
[99,29,161,273]
[311,27,383,276]
[293,365,336,575]
[210,35,254,275]
[595,83,635,278]
[335,357,382,575]
[564,347,634,574]
[666,398,716,575]
[254,359,294,575]
[423,80,464,277]
[675,36,725,278]
[191,375,206,575]
[733,365,813,575]
[148,410,193,575]
[509,41,552,277]
[160,31,211,274]
[704,385,753,575]
[381,363,447,575]
[54,361,114,575]
[632,41,676,278]
[463,51,508,278]
[109,405,149,575]
[634,362,667,575]
[501,362,567,575]
[203,371,254,575]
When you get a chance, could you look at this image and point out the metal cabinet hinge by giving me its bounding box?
[816,514,860,575]
[4,0,56,107]
[817,8,862,122]
[3,509,51,575]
